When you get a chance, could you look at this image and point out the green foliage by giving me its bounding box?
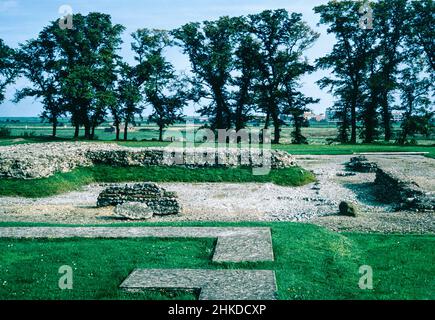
[407,0,435,72]
[249,10,319,144]
[316,0,434,144]
[14,34,65,138]
[0,126,11,138]
[4,3,434,146]
[43,13,125,140]
[172,17,238,130]
[396,58,434,144]
[132,29,187,141]
[315,0,373,143]
[0,39,17,103]
[115,62,143,141]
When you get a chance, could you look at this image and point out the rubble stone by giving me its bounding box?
[0,142,296,179]
[114,202,154,220]
[97,183,181,216]
[346,156,378,173]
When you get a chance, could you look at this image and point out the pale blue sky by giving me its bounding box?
[0,0,335,117]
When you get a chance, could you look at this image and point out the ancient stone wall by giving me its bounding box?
[97,183,181,216]
[375,168,434,212]
[0,143,296,179]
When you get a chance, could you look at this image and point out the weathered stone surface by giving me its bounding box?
[0,226,274,263]
[120,269,277,300]
[346,156,377,173]
[114,202,153,220]
[97,183,181,216]
[339,201,359,217]
[0,142,296,179]
[375,167,434,212]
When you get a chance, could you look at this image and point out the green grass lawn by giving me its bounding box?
[0,221,433,300]
[0,165,315,198]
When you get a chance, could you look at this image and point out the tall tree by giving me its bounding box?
[249,9,319,143]
[372,0,409,141]
[172,17,238,130]
[315,1,372,144]
[359,32,381,143]
[132,29,187,141]
[14,31,64,137]
[50,13,125,139]
[116,62,143,141]
[408,0,435,73]
[396,58,433,144]
[0,39,17,104]
[231,28,262,131]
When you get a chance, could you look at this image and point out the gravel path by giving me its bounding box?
[0,155,433,234]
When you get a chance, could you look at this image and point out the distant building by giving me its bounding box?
[303,112,316,120]
[315,113,326,122]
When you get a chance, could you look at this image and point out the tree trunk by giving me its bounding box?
[292,116,302,144]
[271,111,281,144]
[91,126,96,140]
[115,124,120,141]
[264,111,270,130]
[350,98,357,144]
[84,125,91,140]
[159,125,164,142]
[74,125,79,139]
[123,121,129,141]
[52,120,57,138]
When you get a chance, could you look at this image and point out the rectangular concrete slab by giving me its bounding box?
[0,226,274,263]
[120,269,277,300]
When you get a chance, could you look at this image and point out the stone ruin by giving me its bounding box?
[375,168,435,212]
[97,183,181,219]
[346,156,378,173]
[346,155,434,212]
[0,142,297,179]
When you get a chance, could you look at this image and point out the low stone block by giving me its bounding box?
[97,182,181,216]
[120,269,277,300]
[339,201,359,217]
[114,202,153,220]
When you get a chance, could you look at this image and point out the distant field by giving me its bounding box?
[1,118,434,159]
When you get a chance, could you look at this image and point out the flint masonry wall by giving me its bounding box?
[346,156,434,212]
[0,142,296,179]
[375,168,435,212]
[97,183,181,216]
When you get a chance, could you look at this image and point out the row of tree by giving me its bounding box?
[316,0,434,144]
[0,1,433,144]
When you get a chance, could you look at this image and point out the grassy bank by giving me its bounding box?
[0,165,315,198]
[0,221,433,300]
